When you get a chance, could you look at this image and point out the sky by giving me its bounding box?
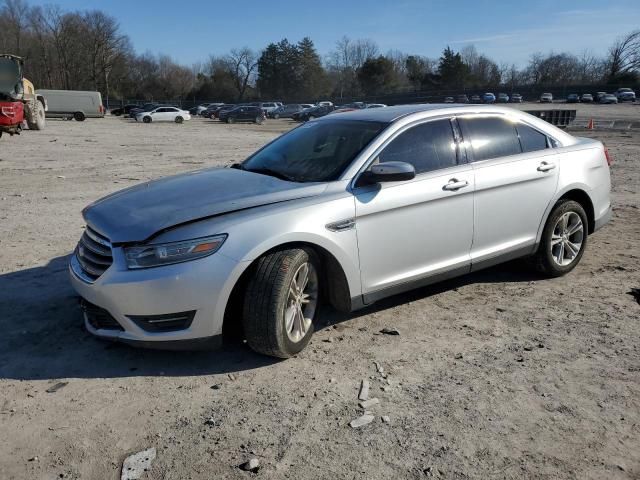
[26,0,640,67]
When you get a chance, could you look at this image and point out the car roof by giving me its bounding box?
[313,103,464,122]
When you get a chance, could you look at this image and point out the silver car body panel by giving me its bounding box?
[70,104,611,345]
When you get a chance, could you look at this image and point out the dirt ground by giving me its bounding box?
[0,104,639,480]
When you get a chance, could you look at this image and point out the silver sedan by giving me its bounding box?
[70,104,612,357]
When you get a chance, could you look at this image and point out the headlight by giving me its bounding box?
[124,234,227,269]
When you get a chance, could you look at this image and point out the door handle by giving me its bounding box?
[537,161,556,172]
[443,178,469,191]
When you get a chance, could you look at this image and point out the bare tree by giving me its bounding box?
[224,47,257,101]
[607,30,640,80]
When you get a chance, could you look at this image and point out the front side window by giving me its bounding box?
[516,123,548,153]
[459,116,521,161]
[241,120,386,182]
[376,119,457,174]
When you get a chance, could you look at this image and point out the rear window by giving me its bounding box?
[459,116,521,161]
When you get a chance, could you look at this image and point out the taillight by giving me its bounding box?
[604,146,612,166]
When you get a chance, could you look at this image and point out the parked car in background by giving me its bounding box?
[268,104,303,119]
[129,103,158,117]
[444,96,454,103]
[110,104,139,117]
[497,93,509,103]
[292,105,334,121]
[212,104,237,119]
[253,102,279,114]
[482,92,496,103]
[135,106,190,123]
[202,104,233,118]
[300,103,314,109]
[70,104,612,358]
[37,89,104,121]
[317,101,333,107]
[595,92,607,102]
[220,105,265,124]
[580,93,593,103]
[510,93,523,103]
[540,92,553,103]
[456,94,469,103]
[366,103,387,108]
[333,102,367,113]
[599,94,618,104]
[567,94,580,103]
[470,94,482,103]
[615,88,636,102]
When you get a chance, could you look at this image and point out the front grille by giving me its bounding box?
[81,299,123,331]
[74,225,113,282]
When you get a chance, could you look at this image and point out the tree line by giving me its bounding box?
[1,0,638,105]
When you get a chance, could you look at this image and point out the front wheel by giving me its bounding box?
[243,248,320,358]
[532,200,588,277]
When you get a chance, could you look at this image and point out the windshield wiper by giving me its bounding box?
[243,167,297,182]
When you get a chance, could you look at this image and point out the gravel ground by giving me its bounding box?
[0,105,639,480]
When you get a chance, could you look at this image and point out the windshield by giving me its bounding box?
[241,120,386,183]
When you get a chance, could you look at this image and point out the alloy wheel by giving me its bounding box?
[284,262,318,343]
[551,211,584,266]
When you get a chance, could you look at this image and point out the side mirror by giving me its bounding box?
[355,161,416,187]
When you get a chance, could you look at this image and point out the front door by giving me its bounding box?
[354,118,475,302]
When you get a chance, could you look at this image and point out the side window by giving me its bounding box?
[377,119,457,174]
[459,116,521,161]
[516,123,548,152]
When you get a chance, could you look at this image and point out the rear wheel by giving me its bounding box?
[175,116,183,124]
[308,115,315,120]
[532,200,588,277]
[273,113,280,119]
[227,117,235,124]
[73,111,85,122]
[243,248,320,358]
[254,116,263,124]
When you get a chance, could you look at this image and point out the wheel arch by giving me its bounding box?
[221,240,354,341]
[536,184,596,245]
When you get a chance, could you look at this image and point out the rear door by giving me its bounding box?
[458,115,559,267]
[354,118,475,301]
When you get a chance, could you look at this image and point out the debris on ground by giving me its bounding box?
[627,288,640,305]
[45,382,68,393]
[121,447,156,480]
[359,398,380,409]
[204,417,216,426]
[358,380,370,401]
[240,458,260,473]
[379,327,400,335]
[228,373,237,381]
[349,414,375,428]
[374,361,384,374]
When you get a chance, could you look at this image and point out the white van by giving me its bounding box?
[36,89,105,121]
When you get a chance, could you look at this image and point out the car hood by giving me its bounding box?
[83,167,328,244]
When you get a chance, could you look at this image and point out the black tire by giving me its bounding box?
[114,111,122,116]
[227,117,235,124]
[142,116,151,123]
[532,200,588,277]
[243,248,320,358]
[273,113,280,120]
[254,116,263,124]
[175,116,183,124]
[73,111,85,122]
